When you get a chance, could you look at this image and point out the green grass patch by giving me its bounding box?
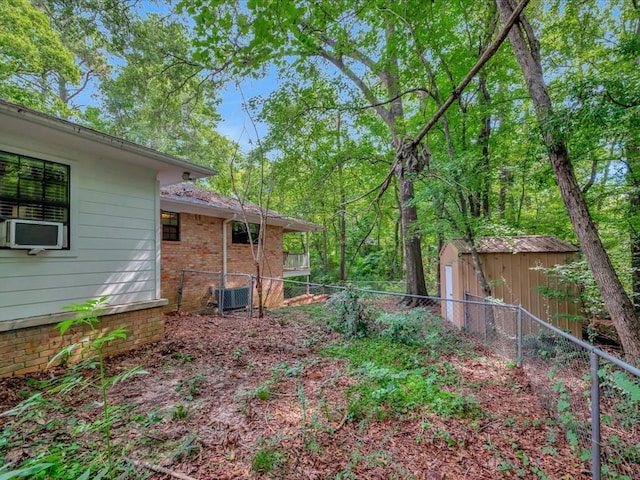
[322,337,480,421]
[252,447,285,473]
[323,337,423,371]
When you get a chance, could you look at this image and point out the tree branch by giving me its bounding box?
[317,47,392,127]
[410,0,531,148]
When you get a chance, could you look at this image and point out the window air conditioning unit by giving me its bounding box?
[0,219,64,249]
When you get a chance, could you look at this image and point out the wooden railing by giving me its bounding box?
[283,253,309,271]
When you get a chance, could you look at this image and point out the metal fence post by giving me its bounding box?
[483,297,488,342]
[517,307,523,369]
[177,269,185,312]
[463,292,469,331]
[248,274,254,317]
[591,350,601,480]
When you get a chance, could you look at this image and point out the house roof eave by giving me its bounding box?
[445,235,579,255]
[160,191,323,233]
[0,99,216,186]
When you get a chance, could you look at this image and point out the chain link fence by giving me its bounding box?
[173,274,640,478]
[271,278,640,479]
[462,292,640,479]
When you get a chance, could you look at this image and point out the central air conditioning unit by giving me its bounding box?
[0,219,64,249]
[213,287,250,310]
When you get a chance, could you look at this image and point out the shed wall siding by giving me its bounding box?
[439,244,466,328]
[439,242,580,336]
[0,137,160,323]
[479,251,580,335]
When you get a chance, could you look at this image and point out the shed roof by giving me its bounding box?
[160,183,322,233]
[448,236,579,254]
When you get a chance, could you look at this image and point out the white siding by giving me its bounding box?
[0,131,161,322]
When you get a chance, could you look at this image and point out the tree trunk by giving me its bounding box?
[496,0,640,363]
[393,183,403,280]
[626,7,640,313]
[498,167,511,220]
[339,191,346,284]
[628,145,640,315]
[397,167,428,298]
[337,115,346,284]
[477,73,492,218]
[393,138,430,299]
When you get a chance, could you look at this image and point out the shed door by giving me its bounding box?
[445,265,454,322]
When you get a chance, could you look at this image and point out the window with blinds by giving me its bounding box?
[0,151,70,248]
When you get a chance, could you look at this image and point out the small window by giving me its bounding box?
[161,211,180,241]
[0,150,70,248]
[232,221,260,244]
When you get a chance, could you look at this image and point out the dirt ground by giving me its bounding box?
[1,305,595,479]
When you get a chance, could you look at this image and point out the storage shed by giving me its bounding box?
[439,236,581,337]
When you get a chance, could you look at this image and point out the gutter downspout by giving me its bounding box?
[222,214,237,288]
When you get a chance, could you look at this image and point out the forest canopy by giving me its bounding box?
[1,0,639,358]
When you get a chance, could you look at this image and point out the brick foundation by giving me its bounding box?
[0,307,164,378]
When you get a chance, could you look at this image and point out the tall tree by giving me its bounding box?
[495,0,640,362]
[0,0,79,113]
[180,0,438,296]
[542,0,640,314]
[256,75,395,282]
[95,13,235,174]
[31,0,119,113]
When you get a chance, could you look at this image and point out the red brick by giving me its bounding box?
[1,307,165,378]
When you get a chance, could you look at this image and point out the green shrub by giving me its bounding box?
[323,337,481,421]
[376,309,428,345]
[325,286,376,338]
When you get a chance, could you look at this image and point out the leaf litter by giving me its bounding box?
[0,306,593,479]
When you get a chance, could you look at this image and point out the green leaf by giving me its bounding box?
[566,430,578,448]
[613,371,640,401]
[0,463,53,480]
[557,400,570,412]
[76,468,95,480]
[56,319,75,336]
[107,366,148,387]
[1,393,43,417]
[47,342,84,367]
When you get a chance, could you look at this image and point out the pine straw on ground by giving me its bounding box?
[1,307,593,479]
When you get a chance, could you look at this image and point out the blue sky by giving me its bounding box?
[216,70,279,152]
[69,2,278,153]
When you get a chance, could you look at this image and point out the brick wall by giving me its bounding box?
[161,213,222,312]
[161,212,285,312]
[0,307,164,378]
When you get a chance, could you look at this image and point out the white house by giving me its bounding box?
[0,99,215,377]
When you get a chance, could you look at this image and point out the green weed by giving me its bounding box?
[172,352,193,364]
[322,337,480,421]
[1,297,147,480]
[170,433,202,463]
[251,447,285,473]
[376,309,430,346]
[175,372,207,401]
[171,404,190,421]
